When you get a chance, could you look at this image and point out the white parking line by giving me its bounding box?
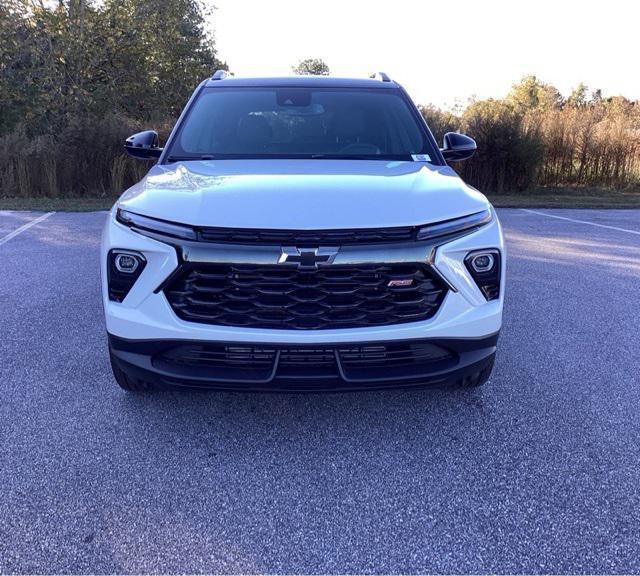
[0,212,56,246]
[520,208,640,236]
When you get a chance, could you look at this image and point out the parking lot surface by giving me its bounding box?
[0,208,639,573]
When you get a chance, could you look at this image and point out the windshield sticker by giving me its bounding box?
[412,154,431,162]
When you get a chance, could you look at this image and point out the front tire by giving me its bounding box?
[460,354,495,388]
[109,350,153,392]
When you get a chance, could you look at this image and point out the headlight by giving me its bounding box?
[116,208,197,241]
[417,209,492,240]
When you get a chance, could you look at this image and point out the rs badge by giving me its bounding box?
[387,278,413,287]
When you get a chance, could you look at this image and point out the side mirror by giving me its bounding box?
[124,130,162,160]
[441,132,477,162]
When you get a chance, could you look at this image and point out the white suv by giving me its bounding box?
[102,71,505,392]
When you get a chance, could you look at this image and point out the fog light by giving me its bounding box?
[114,253,140,273]
[464,249,501,301]
[108,249,146,302]
[470,253,495,273]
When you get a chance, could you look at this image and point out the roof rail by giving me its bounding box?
[369,72,391,82]
[211,69,230,81]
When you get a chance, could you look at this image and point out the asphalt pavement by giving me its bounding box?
[0,208,639,573]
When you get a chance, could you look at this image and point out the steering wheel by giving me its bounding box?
[337,142,381,155]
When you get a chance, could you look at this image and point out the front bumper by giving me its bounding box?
[109,333,499,392]
[102,205,504,391]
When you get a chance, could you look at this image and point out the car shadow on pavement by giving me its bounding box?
[113,380,494,462]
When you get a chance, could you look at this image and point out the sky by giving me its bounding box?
[210,0,639,109]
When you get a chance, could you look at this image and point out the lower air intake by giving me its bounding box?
[154,341,457,386]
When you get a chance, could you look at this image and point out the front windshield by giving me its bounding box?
[166,87,436,161]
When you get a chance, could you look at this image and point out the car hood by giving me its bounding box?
[118,159,489,229]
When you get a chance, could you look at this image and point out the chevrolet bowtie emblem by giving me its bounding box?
[278,247,339,269]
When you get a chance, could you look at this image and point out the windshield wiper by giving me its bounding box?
[166,154,215,162]
[309,154,408,160]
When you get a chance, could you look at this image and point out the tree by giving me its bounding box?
[508,75,563,112]
[292,58,330,76]
[567,83,589,108]
[0,0,227,197]
[0,0,226,134]
[418,105,459,143]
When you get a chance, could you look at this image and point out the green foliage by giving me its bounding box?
[0,0,225,196]
[507,75,563,112]
[567,83,590,108]
[292,58,330,76]
[2,0,224,129]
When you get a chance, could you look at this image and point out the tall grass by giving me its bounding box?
[422,96,640,193]
[0,115,151,198]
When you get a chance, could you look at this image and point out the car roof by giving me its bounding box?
[203,76,400,89]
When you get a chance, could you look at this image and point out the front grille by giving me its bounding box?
[154,341,457,386]
[198,226,415,245]
[164,263,447,330]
